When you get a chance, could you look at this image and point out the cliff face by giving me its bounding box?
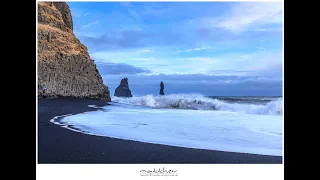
[38,2,111,100]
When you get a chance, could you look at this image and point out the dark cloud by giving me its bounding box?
[79,30,186,52]
[96,62,151,75]
[81,30,151,51]
[79,25,282,52]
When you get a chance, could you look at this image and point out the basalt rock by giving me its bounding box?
[159,81,165,95]
[38,2,111,100]
[114,78,133,97]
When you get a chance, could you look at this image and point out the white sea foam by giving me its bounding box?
[111,94,283,115]
[53,102,283,156]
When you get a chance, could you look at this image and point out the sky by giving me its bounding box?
[68,1,283,96]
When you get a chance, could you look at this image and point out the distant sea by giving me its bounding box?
[208,96,282,104]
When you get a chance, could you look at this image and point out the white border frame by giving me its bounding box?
[36,0,284,179]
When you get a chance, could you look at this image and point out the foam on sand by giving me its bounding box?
[52,102,283,156]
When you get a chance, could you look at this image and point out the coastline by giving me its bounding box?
[37,98,282,164]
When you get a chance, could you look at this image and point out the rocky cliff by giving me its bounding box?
[38,2,111,100]
[114,78,133,97]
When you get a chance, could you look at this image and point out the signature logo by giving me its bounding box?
[140,167,178,176]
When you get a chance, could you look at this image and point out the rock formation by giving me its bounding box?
[159,81,165,95]
[114,78,133,97]
[38,2,111,100]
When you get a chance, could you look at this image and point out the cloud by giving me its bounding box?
[70,8,81,18]
[74,2,283,53]
[81,29,150,50]
[79,22,281,52]
[121,2,174,19]
[128,9,141,20]
[195,26,282,44]
[81,21,99,29]
[119,2,132,7]
[206,51,283,77]
[91,48,282,77]
[208,62,283,79]
[69,6,90,18]
[202,2,283,33]
[243,59,283,78]
[91,49,222,74]
[96,62,151,75]
[176,47,210,53]
[91,48,155,64]
[79,30,192,52]
[70,2,283,92]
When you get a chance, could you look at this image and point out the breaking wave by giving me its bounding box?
[111,94,283,116]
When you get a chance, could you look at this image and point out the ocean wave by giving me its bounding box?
[111,94,283,116]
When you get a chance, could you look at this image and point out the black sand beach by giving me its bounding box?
[37,98,282,164]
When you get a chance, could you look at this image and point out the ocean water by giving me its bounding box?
[51,94,283,156]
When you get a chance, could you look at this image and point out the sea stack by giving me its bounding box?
[37,2,111,100]
[159,81,165,95]
[114,78,133,97]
